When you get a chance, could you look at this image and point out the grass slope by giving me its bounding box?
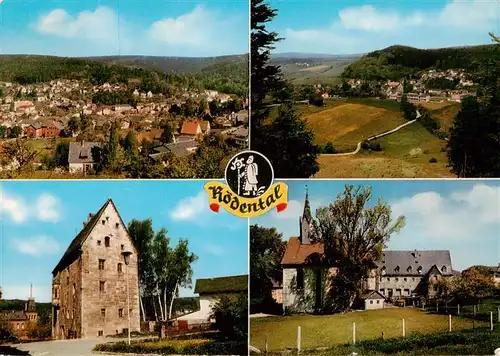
[250,308,488,352]
[316,123,453,178]
[305,103,406,150]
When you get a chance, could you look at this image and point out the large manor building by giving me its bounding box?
[51,199,140,339]
[281,192,458,312]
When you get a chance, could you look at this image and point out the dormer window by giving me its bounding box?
[381,267,386,275]
[115,223,119,228]
[102,220,105,225]
[442,266,447,273]
[394,266,400,273]
[407,266,412,272]
[417,266,422,274]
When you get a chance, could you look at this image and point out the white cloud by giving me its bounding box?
[36,194,61,222]
[0,192,27,222]
[202,244,225,256]
[0,190,61,224]
[390,184,500,240]
[271,199,302,219]
[277,0,498,53]
[339,5,423,31]
[10,235,60,256]
[35,6,118,41]
[170,191,207,221]
[149,6,213,46]
[2,284,52,303]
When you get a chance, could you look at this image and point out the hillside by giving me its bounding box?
[0,54,248,95]
[342,44,500,80]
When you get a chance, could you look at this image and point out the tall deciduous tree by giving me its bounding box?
[250,225,286,313]
[251,0,319,178]
[127,219,197,322]
[0,139,37,175]
[452,267,497,304]
[315,185,406,312]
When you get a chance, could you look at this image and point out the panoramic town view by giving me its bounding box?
[251,0,500,178]
[0,181,248,355]
[250,180,500,355]
[0,0,249,179]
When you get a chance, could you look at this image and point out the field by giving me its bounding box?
[250,308,490,353]
[26,137,75,162]
[316,124,453,178]
[418,101,461,132]
[304,103,406,151]
[277,60,353,85]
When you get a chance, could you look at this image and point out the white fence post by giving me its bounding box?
[402,318,406,337]
[265,335,268,353]
[449,314,452,332]
[353,322,356,345]
[491,312,494,331]
[297,326,301,354]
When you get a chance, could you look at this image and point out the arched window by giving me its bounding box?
[105,236,110,247]
[442,266,447,273]
[117,263,123,273]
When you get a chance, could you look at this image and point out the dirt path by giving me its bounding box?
[321,110,421,157]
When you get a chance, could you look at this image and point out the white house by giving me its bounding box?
[173,275,247,327]
[68,141,102,174]
[361,290,385,310]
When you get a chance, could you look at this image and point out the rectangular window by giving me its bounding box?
[97,240,101,246]
[404,289,410,295]
[121,244,124,250]
[395,278,399,282]
[99,281,105,292]
[396,289,402,296]
[98,330,103,336]
[118,309,123,318]
[370,300,373,304]
[66,277,69,285]
[99,259,105,270]
[387,277,390,281]
[377,300,380,304]
[404,278,407,282]
[101,308,106,317]
[380,289,385,295]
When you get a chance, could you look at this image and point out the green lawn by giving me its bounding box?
[316,123,453,178]
[26,137,75,162]
[250,308,487,352]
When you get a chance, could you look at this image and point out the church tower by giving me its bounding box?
[299,187,314,244]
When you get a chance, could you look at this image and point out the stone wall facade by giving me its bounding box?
[378,275,423,298]
[52,201,140,339]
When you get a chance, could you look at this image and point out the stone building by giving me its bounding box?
[281,192,456,313]
[0,286,38,339]
[51,199,140,339]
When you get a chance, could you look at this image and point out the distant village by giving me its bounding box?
[0,79,248,174]
[317,69,476,104]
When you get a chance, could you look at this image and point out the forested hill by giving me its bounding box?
[342,44,500,81]
[0,54,248,96]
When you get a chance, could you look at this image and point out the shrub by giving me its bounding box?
[324,142,335,154]
[361,141,382,151]
[429,157,438,163]
[210,293,247,341]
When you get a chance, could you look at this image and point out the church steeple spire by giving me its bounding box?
[299,185,314,245]
[303,185,312,222]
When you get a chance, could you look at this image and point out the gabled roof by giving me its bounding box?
[68,141,102,164]
[52,199,133,274]
[0,310,27,321]
[377,250,453,276]
[181,121,201,135]
[361,290,385,300]
[281,237,324,266]
[194,275,248,294]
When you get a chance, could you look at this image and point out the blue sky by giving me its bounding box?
[0,180,248,302]
[0,0,249,57]
[253,180,500,271]
[268,0,500,54]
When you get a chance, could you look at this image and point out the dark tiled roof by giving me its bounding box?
[0,310,27,321]
[68,142,101,164]
[194,275,248,294]
[377,250,453,276]
[165,140,198,157]
[281,237,324,266]
[361,290,385,300]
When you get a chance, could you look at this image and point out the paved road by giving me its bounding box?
[10,336,147,356]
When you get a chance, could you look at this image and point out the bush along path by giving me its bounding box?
[320,110,421,157]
